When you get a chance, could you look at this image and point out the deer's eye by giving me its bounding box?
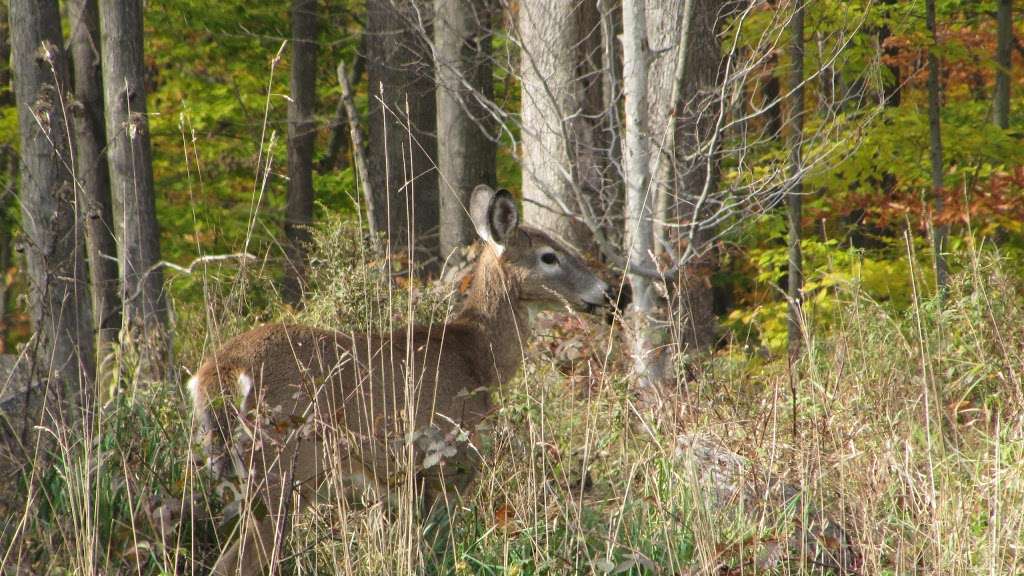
[540,252,558,265]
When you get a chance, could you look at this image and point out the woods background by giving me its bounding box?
[0,0,1022,574]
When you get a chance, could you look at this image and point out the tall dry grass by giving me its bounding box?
[3,211,1022,575]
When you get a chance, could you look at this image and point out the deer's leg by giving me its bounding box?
[211,472,291,575]
[419,472,466,565]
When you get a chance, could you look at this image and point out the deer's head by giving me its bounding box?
[469,185,629,316]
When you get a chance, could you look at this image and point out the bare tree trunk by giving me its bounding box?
[878,0,902,107]
[338,60,377,242]
[283,0,318,305]
[9,0,96,417]
[435,0,496,261]
[319,34,365,174]
[68,0,121,385]
[0,2,10,107]
[762,54,783,137]
[366,0,439,269]
[519,0,587,246]
[925,0,948,293]
[623,0,662,397]
[598,0,624,247]
[0,0,13,348]
[99,0,170,383]
[786,0,805,357]
[994,0,1012,129]
[574,0,613,246]
[648,0,722,353]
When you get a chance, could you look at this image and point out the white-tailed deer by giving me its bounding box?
[189,185,628,574]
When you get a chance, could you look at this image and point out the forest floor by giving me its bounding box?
[2,221,1023,575]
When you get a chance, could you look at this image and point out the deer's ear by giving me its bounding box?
[470,185,519,248]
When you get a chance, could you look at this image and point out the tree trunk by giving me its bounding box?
[338,59,377,242]
[994,0,1012,129]
[99,0,170,383]
[68,0,121,385]
[0,0,13,348]
[878,0,902,107]
[319,35,365,174]
[598,0,624,247]
[435,0,496,261]
[519,0,587,246]
[622,0,661,397]
[786,0,805,357]
[366,0,439,269]
[283,0,318,305]
[762,54,783,137]
[925,0,948,293]
[0,1,10,106]
[574,0,613,247]
[648,0,722,352]
[9,0,96,418]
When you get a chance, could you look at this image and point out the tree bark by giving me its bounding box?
[283,0,318,305]
[0,0,13,348]
[574,0,613,247]
[762,54,783,137]
[925,0,948,293]
[622,0,662,397]
[435,0,496,261]
[598,0,624,247]
[68,0,121,384]
[994,0,1012,129]
[0,1,10,107]
[99,0,169,382]
[9,0,96,416]
[786,0,805,357]
[878,0,902,107]
[648,0,722,352]
[366,0,439,268]
[519,0,586,246]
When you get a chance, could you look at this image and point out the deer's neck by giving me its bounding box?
[453,247,530,386]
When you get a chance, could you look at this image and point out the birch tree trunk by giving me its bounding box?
[283,0,318,305]
[68,0,121,383]
[435,0,496,261]
[99,0,170,382]
[622,0,661,396]
[925,0,948,293]
[786,0,805,356]
[994,0,1012,129]
[366,0,439,269]
[9,0,96,416]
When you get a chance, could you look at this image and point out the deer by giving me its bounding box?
[188,185,629,575]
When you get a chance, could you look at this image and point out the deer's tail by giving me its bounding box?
[187,364,253,481]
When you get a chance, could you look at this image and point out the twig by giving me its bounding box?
[119,253,257,304]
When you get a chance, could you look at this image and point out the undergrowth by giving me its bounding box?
[2,218,1023,575]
